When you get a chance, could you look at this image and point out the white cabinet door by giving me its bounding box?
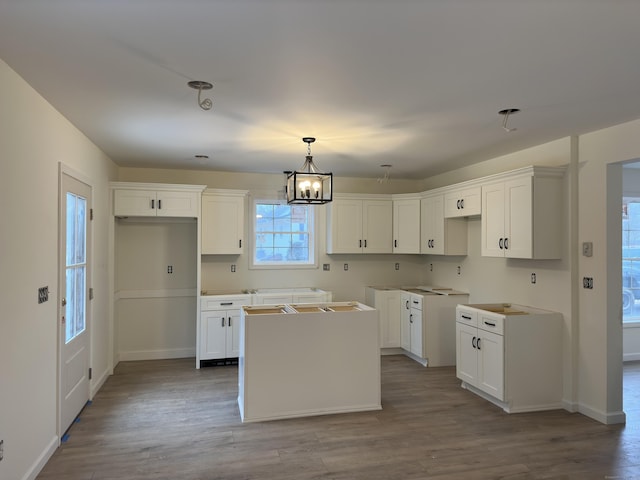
[477,329,504,400]
[327,198,392,253]
[444,186,481,218]
[481,170,562,259]
[201,194,245,254]
[481,182,506,257]
[227,311,242,358]
[456,322,478,385]
[409,306,423,357]
[114,188,199,217]
[327,198,364,253]
[113,189,157,216]
[393,198,420,254]
[421,195,444,254]
[400,294,412,351]
[200,311,228,359]
[362,200,393,253]
[156,190,199,217]
[504,176,532,259]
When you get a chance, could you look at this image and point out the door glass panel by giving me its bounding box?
[65,192,87,343]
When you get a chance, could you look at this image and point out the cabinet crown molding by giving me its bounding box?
[203,188,249,197]
[110,181,206,192]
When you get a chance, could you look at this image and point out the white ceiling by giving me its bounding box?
[1,0,640,179]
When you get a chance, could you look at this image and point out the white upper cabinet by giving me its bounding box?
[201,189,247,255]
[112,183,203,217]
[327,195,392,254]
[421,194,467,256]
[481,167,564,259]
[392,196,421,254]
[444,186,481,218]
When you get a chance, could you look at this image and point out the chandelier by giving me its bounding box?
[285,137,333,204]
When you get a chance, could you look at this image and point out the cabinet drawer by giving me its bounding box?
[478,313,504,335]
[201,295,251,310]
[456,308,477,327]
[409,295,423,310]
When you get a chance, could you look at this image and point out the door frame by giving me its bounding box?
[58,163,93,441]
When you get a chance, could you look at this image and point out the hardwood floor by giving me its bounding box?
[37,356,640,480]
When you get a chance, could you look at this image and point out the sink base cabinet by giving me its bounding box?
[456,305,563,413]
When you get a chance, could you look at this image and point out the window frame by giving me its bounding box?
[249,195,318,270]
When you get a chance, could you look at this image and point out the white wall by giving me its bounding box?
[0,59,116,480]
[577,119,640,423]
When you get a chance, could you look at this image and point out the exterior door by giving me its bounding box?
[59,172,92,436]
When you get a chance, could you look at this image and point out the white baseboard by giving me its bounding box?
[22,435,57,480]
[623,353,640,362]
[90,366,111,399]
[118,347,196,362]
[578,402,626,425]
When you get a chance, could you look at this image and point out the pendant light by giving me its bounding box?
[285,137,333,204]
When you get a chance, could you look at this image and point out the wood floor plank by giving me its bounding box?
[36,356,639,480]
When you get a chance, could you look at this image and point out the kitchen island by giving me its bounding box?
[238,302,381,423]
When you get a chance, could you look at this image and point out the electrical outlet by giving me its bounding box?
[344,263,348,271]
[457,266,461,275]
[531,273,537,284]
[167,265,173,274]
[430,263,433,272]
[583,277,594,289]
[38,286,48,304]
[0,439,4,461]
[231,264,236,273]
[395,263,400,271]
[323,264,330,271]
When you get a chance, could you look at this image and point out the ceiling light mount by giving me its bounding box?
[188,80,213,111]
[285,137,333,204]
[499,108,520,132]
[377,164,392,184]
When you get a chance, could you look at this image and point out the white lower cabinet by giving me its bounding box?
[401,291,468,366]
[401,293,423,357]
[365,287,401,349]
[251,288,332,305]
[199,294,252,365]
[456,304,563,413]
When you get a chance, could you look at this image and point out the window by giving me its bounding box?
[252,199,316,268]
[623,197,640,322]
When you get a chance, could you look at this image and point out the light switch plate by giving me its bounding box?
[582,242,593,257]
